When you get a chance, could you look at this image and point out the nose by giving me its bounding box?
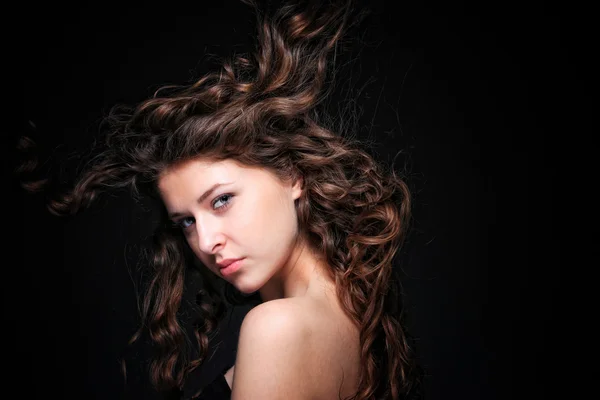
[195,215,225,255]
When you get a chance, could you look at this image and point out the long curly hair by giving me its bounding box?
[17,1,422,399]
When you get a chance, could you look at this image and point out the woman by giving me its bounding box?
[18,0,422,399]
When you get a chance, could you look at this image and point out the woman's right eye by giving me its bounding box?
[174,216,195,230]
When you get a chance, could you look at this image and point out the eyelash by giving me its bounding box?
[172,193,233,230]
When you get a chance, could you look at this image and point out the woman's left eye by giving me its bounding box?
[212,193,233,210]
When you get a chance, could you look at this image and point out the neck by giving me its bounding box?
[258,236,334,302]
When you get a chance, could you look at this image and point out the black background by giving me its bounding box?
[7,1,577,399]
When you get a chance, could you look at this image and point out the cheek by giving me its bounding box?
[244,191,298,247]
[184,236,212,269]
[192,246,208,266]
[230,200,261,242]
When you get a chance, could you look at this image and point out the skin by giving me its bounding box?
[157,158,335,302]
[224,365,234,389]
[157,158,359,395]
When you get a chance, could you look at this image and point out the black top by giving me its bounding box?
[192,373,231,400]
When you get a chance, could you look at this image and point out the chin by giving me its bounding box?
[236,285,260,295]
[232,280,263,295]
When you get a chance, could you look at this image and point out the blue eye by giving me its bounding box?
[172,194,233,231]
[213,193,233,210]
[175,216,195,230]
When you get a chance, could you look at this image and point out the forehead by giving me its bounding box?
[157,158,287,205]
[157,159,245,213]
[158,158,243,192]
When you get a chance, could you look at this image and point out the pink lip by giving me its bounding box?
[216,258,244,269]
[218,258,244,277]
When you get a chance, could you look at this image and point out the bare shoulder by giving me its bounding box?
[237,296,337,343]
[237,297,317,358]
[231,298,316,399]
[241,297,313,332]
[232,297,360,400]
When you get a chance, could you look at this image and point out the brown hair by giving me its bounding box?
[17,1,422,398]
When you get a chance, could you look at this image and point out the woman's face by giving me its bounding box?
[157,158,303,294]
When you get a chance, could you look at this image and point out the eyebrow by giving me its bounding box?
[168,182,233,219]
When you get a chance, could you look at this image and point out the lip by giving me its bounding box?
[216,258,244,269]
[218,258,244,277]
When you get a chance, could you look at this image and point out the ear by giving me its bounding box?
[291,175,303,201]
